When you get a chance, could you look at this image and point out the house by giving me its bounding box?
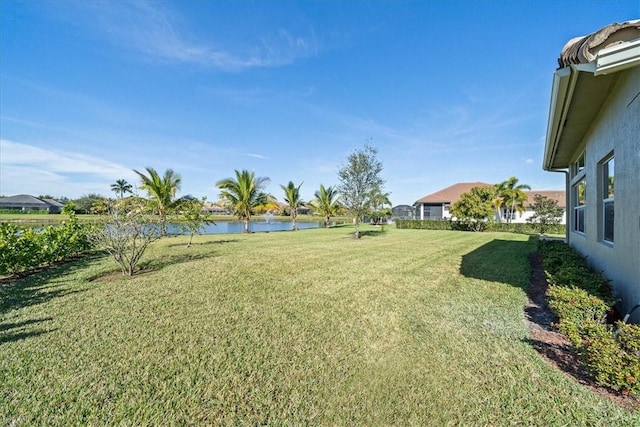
[505,191,566,224]
[413,182,566,223]
[543,20,640,320]
[0,194,64,214]
[414,182,490,220]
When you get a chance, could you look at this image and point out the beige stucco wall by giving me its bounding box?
[569,66,640,320]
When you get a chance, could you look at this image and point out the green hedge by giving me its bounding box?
[395,219,565,235]
[395,219,453,230]
[0,214,92,276]
[539,239,640,395]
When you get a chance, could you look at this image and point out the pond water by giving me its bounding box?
[166,221,324,235]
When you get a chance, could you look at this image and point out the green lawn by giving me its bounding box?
[1,226,636,425]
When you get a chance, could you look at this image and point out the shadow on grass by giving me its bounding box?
[140,252,219,271]
[459,235,537,289]
[0,255,100,316]
[0,317,56,345]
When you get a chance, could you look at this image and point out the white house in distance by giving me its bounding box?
[543,20,640,320]
[412,182,566,223]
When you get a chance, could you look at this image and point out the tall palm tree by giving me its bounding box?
[498,176,531,223]
[280,181,305,230]
[216,170,271,233]
[133,167,182,234]
[110,179,133,198]
[308,184,341,228]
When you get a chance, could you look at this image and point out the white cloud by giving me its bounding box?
[63,1,318,71]
[246,153,270,160]
[0,139,137,198]
[525,158,534,164]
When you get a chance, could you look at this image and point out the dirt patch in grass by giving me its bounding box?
[526,252,639,411]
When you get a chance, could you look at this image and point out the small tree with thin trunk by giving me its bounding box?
[89,200,161,276]
[338,142,385,238]
[526,194,564,234]
[179,197,215,246]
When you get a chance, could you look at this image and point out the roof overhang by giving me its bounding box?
[543,38,640,170]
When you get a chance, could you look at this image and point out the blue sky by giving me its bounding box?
[1,1,638,205]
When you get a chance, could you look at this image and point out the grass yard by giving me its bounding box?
[1,226,637,425]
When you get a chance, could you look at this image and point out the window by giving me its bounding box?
[602,156,614,243]
[573,178,586,233]
[571,152,585,178]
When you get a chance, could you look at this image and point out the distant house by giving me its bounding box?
[504,191,566,224]
[0,194,64,214]
[543,20,640,320]
[391,205,415,219]
[413,182,566,223]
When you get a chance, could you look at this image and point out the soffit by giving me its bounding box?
[547,71,619,169]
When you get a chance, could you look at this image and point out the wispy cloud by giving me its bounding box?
[0,139,137,197]
[61,1,319,71]
[246,153,270,160]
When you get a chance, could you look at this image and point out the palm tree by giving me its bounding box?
[368,188,392,225]
[110,179,133,198]
[498,176,531,223]
[133,167,182,234]
[216,170,271,233]
[308,184,341,228]
[280,181,305,230]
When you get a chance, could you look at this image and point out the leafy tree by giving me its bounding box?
[337,143,385,238]
[111,179,133,198]
[496,176,531,223]
[61,201,76,215]
[133,167,182,235]
[90,198,111,215]
[73,194,108,214]
[450,186,496,232]
[308,185,341,228]
[526,194,565,234]
[178,197,214,247]
[216,170,271,233]
[280,181,305,230]
[89,200,161,276]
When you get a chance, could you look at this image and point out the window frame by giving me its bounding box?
[570,150,587,235]
[600,154,614,244]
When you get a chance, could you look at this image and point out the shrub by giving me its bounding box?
[579,322,640,395]
[395,219,452,230]
[89,204,162,276]
[0,214,92,276]
[539,239,640,395]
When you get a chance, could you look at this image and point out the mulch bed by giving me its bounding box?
[526,252,639,410]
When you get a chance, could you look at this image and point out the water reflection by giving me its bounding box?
[166,221,323,235]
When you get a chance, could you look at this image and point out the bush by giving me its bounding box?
[539,239,640,395]
[0,214,92,276]
[89,205,162,276]
[580,322,640,395]
[395,220,565,235]
[395,219,452,230]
